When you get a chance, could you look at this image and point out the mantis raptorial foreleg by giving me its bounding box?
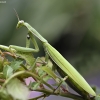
[8,32,39,53]
[26,35,31,48]
[0,32,40,70]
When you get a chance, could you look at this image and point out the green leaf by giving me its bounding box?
[3,59,23,78]
[16,52,35,67]
[10,59,23,71]
[43,75,51,82]
[6,78,30,100]
[0,88,11,100]
[29,82,40,90]
[3,65,13,78]
[41,66,58,80]
[36,67,46,77]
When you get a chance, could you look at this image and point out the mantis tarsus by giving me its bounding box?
[0,12,96,99]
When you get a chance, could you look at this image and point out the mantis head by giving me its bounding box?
[13,9,24,28]
[16,20,24,28]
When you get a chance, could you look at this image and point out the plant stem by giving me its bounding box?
[33,88,84,100]
[29,94,45,100]
[1,71,54,91]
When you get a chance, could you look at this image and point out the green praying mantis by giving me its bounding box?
[0,12,96,99]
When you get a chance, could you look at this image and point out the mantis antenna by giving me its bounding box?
[13,8,20,21]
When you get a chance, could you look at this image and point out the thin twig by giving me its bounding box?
[1,71,54,91]
[29,94,45,100]
[33,88,84,100]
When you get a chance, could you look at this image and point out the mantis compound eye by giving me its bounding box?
[19,20,24,24]
[16,20,24,28]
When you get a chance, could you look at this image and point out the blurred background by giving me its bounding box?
[0,0,100,99]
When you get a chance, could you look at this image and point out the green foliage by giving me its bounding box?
[0,49,99,100]
[6,78,29,100]
[3,59,23,78]
[3,65,13,78]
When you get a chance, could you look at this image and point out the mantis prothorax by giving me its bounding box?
[15,16,96,98]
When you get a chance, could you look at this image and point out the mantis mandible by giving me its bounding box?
[15,16,96,98]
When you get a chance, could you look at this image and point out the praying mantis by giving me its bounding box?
[0,12,96,99]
